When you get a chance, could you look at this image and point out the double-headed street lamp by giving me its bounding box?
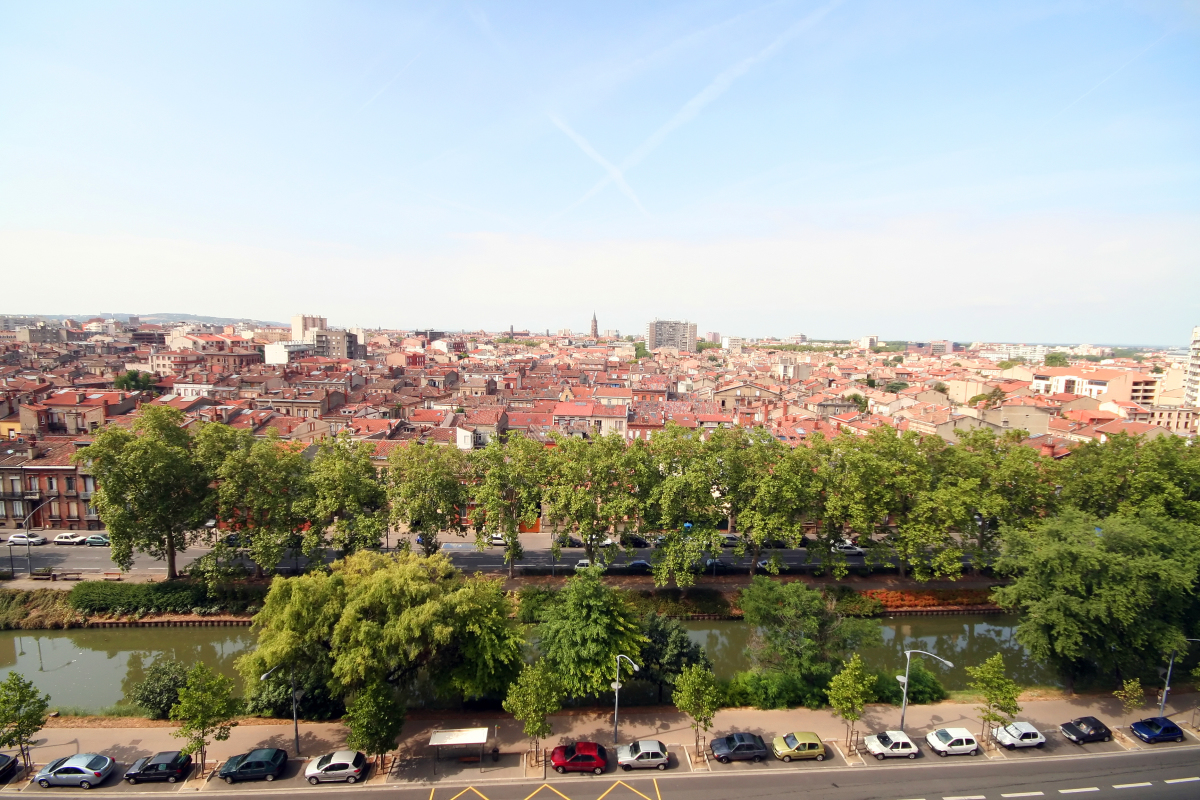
[260,664,302,755]
[898,649,954,732]
[612,654,640,744]
[1159,639,1200,716]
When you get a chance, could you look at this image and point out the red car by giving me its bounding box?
[550,742,608,775]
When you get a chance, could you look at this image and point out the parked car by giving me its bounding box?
[863,730,918,760]
[709,733,769,763]
[35,754,115,789]
[718,533,740,548]
[490,534,506,546]
[550,742,607,774]
[574,559,593,571]
[623,560,653,574]
[124,751,192,784]
[6,533,46,546]
[925,727,979,757]
[85,534,110,547]
[304,751,367,785]
[702,558,732,574]
[1060,716,1112,744]
[555,534,582,548]
[756,558,788,573]
[830,541,865,557]
[772,731,826,762]
[53,533,87,545]
[218,748,287,784]
[0,753,19,783]
[991,722,1045,750]
[1130,717,1185,744]
[616,740,668,771]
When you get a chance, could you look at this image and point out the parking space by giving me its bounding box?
[107,763,193,792]
[706,742,848,773]
[199,757,309,792]
[858,742,933,766]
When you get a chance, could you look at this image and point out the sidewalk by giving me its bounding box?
[13,690,1196,789]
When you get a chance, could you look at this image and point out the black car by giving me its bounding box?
[555,534,583,548]
[710,733,769,763]
[623,560,653,574]
[622,535,649,548]
[218,748,287,784]
[125,751,192,784]
[1060,716,1112,744]
[0,753,18,783]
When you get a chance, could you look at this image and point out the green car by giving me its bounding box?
[773,731,826,762]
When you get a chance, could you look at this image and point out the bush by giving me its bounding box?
[67,581,269,615]
[127,659,189,719]
[515,587,559,623]
[720,669,828,710]
[903,660,949,704]
[861,589,994,610]
[869,669,904,704]
[0,589,83,629]
[828,587,884,617]
[620,588,731,617]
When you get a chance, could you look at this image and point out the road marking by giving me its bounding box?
[1112,783,1152,789]
[1164,777,1199,784]
[654,778,661,800]
[1002,793,1045,797]
[1058,790,1098,794]
[595,780,654,800]
[944,796,986,800]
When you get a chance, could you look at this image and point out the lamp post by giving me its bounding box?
[1159,639,1200,717]
[19,499,52,575]
[612,654,640,744]
[260,664,301,755]
[898,649,954,732]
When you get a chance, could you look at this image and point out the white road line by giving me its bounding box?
[945,796,986,800]
[1164,777,1199,784]
[1112,783,1152,789]
[1002,793,1045,797]
[1058,790,1098,794]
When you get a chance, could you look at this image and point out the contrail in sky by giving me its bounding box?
[1050,27,1175,121]
[549,114,647,214]
[563,0,844,215]
[358,52,423,112]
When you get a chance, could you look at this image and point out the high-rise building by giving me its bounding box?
[590,313,598,339]
[1185,325,1200,407]
[645,319,697,353]
[860,335,879,350]
[291,314,327,341]
[706,331,721,344]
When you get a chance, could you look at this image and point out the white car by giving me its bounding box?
[616,740,668,771]
[925,727,979,757]
[54,533,87,545]
[6,533,47,546]
[831,541,865,557]
[992,721,1046,750]
[574,559,592,570]
[489,534,506,546]
[863,730,918,760]
[304,751,366,784]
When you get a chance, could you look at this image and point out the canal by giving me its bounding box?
[0,614,1056,713]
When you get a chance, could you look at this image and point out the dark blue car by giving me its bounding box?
[1129,717,1184,744]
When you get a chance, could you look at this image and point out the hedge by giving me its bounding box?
[68,581,269,615]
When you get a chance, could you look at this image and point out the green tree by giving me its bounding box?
[74,405,209,578]
[965,654,1021,742]
[538,567,647,698]
[468,436,546,576]
[993,510,1200,689]
[827,654,875,742]
[304,433,387,556]
[884,381,909,394]
[931,382,950,395]
[0,672,50,769]
[846,393,869,413]
[127,658,189,719]
[1044,352,1069,367]
[1055,433,1200,524]
[736,442,821,576]
[633,342,650,360]
[344,680,406,767]
[672,664,719,751]
[113,369,156,392]
[639,613,710,702]
[170,663,240,771]
[503,661,563,752]
[238,551,524,704]
[1113,677,1144,717]
[388,443,470,557]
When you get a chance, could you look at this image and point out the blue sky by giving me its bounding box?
[1,1,1197,344]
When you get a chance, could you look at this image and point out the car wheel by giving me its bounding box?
[168,775,178,783]
[79,781,92,790]
[815,754,825,761]
[752,755,762,763]
[656,763,666,771]
[969,749,978,756]
[127,778,137,785]
[875,754,885,761]
[907,752,916,759]
[622,764,632,772]
[718,756,730,764]
[781,755,791,763]
[308,777,320,785]
[265,774,275,782]
[346,776,356,784]
[1103,735,1111,742]
[1035,742,1044,749]
[938,750,947,757]
[593,767,602,775]
[1006,744,1015,750]
[39,779,50,788]
[224,777,234,785]
[555,766,565,774]
[1176,736,1184,743]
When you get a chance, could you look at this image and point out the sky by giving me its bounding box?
[1,0,1198,344]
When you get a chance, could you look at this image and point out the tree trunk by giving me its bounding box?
[166,537,178,580]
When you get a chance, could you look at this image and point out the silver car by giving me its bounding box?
[36,754,114,789]
[304,751,367,784]
[616,740,668,771]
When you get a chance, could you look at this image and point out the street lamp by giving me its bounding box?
[260,664,302,755]
[898,649,954,732]
[19,499,53,576]
[612,654,640,744]
[1159,639,1200,716]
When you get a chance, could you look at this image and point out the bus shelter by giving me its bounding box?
[428,728,490,774]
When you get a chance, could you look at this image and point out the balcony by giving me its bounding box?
[79,491,93,500]
[23,490,41,501]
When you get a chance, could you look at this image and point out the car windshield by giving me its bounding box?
[47,757,68,772]
[562,746,576,759]
[352,753,365,767]
[784,733,799,749]
[1076,720,1093,733]
[876,733,892,746]
[316,754,332,769]
[627,742,640,756]
[1144,721,1163,733]
[935,730,953,744]
[86,756,108,770]
[1004,725,1022,737]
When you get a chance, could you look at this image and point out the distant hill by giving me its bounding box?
[13,312,287,327]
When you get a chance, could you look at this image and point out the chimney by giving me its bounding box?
[1040,442,1055,458]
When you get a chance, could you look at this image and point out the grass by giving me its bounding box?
[50,704,152,718]
[0,589,85,630]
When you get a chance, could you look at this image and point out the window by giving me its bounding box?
[66,477,75,492]
[47,477,57,492]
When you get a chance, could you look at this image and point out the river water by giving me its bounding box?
[0,613,1056,712]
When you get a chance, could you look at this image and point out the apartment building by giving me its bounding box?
[291,314,327,341]
[1030,367,1161,404]
[1185,325,1200,407]
[646,320,697,353]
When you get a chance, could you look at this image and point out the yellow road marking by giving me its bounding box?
[522,784,573,800]
[595,780,654,800]
[448,788,492,800]
[654,777,661,800]
[430,789,435,800]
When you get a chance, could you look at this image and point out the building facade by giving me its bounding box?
[1186,325,1200,408]
[646,319,697,353]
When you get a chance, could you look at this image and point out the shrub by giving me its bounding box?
[720,669,828,710]
[861,589,994,610]
[515,587,558,623]
[620,588,731,617]
[0,589,83,629]
[828,587,884,617]
[67,581,269,615]
[127,659,189,719]
[903,660,949,704]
